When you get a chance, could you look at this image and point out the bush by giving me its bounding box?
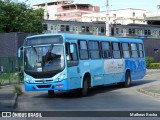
[146,57,154,68]
[148,63,160,69]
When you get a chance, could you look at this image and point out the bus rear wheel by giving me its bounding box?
[117,72,131,87]
[124,72,131,87]
[81,77,89,97]
[48,90,54,97]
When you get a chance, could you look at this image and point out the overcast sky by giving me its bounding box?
[20,0,160,12]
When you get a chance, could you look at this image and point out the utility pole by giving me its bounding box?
[106,0,109,36]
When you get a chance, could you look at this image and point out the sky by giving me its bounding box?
[20,0,160,12]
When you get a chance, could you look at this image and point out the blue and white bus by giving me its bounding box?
[18,33,146,96]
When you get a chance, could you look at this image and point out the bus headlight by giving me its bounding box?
[57,73,66,81]
[24,76,32,83]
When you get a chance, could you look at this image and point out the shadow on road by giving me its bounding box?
[32,79,156,99]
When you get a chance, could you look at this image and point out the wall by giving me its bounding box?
[142,38,160,62]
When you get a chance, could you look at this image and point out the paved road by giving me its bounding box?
[16,73,160,111]
[11,73,160,120]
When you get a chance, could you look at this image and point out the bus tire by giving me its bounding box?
[81,77,89,97]
[124,71,131,87]
[48,90,54,97]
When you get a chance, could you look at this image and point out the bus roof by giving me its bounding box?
[27,33,143,43]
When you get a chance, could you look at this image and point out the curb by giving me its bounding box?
[10,93,18,108]
[137,88,160,98]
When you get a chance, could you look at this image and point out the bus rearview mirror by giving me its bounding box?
[18,47,23,58]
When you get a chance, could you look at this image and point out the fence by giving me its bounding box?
[0,57,23,86]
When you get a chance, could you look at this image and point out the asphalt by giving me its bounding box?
[0,69,160,111]
[0,85,17,111]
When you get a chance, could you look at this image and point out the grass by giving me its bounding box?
[0,73,22,86]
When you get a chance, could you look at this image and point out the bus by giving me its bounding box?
[18,33,146,96]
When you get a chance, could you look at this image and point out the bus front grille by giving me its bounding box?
[37,85,51,88]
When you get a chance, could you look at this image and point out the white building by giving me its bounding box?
[82,8,151,25]
[32,0,74,20]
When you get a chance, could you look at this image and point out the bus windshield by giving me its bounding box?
[24,45,64,73]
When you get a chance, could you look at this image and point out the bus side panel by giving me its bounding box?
[125,58,146,80]
[90,59,104,86]
[104,59,125,84]
[67,66,81,90]
[67,60,91,90]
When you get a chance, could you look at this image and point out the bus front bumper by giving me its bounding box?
[24,80,68,91]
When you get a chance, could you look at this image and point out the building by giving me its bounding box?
[43,20,160,38]
[82,8,150,25]
[56,3,99,21]
[33,0,99,21]
[145,5,160,25]
[33,0,74,20]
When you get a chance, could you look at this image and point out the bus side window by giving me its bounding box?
[78,40,89,60]
[65,42,71,60]
[112,42,121,59]
[130,43,138,58]
[66,43,78,67]
[138,43,144,58]
[101,41,112,59]
[88,41,100,59]
[122,43,130,58]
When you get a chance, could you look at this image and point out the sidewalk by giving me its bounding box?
[137,82,160,99]
[0,85,17,111]
[136,69,160,99]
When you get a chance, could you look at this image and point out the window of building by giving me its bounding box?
[144,30,151,35]
[60,25,70,31]
[131,43,138,58]
[113,14,116,17]
[51,26,53,30]
[88,41,100,59]
[43,24,48,31]
[60,25,65,31]
[121,29,123,34]
[122,43,130,58]
[148,30,151,35]
[73,26,78,32]
[66,25,70,31]
[154,49,159,54]
[82,26,85,32]
[101,42,112,58]
[101,27,105,33]
[86,26,90,32]
[116,28,119,34]
[81,26,90,32]
[66,43,78,67]
[129,29,135,35]
[133,12,135,17]
[78,40,89,60]
[112,42,121,59]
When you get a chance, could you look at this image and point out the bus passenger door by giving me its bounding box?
[66,42,81,90]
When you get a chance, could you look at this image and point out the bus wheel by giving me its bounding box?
[81,77,89,97]
[124,72,131,87]
[48,90,54,97]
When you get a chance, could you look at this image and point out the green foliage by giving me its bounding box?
[0,0,44,33]
[146,57,154,68]
[148,63,160,69]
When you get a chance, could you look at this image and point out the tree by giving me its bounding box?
[0,0,44,33]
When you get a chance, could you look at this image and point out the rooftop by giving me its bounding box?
[33,0,74,6]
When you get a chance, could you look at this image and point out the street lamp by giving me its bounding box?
[106,0,109,36]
